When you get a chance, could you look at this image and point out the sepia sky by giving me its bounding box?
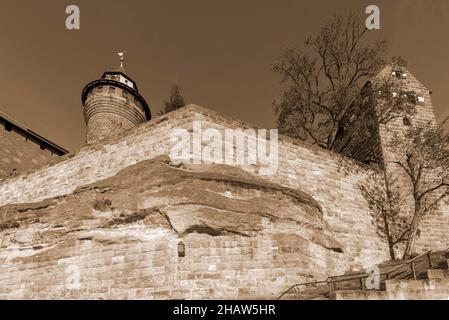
[0,0,448,151]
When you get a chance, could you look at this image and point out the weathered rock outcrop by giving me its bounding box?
[0,155,341,250]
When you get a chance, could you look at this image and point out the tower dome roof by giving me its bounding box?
[81,56,151,121]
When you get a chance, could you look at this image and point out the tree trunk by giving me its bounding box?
[403,203,420,259]
[403,226,415,259]
[388,244,396,260]
[383,169,396,261]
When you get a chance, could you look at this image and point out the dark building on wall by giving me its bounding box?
[0,111,68,180]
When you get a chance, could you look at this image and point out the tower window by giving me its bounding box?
[392,70,406,79]
[417,96,425,105]
[403,117,411,126]
[122,91,128,99]
[107,75,119,81]
[109,87,116,94]
[405,91,418,104]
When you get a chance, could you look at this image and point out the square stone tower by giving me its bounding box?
[334,64,436,166]
[334,62,448,252]
[374,65,437,167]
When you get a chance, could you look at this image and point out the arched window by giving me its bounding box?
[403,117,411,126]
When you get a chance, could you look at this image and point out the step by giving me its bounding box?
[427,269,449,280]
[385,279,424,291]
[390,287,449,300]
[331,290,389,300]
[386,278,449,292]
[333,288,449,300]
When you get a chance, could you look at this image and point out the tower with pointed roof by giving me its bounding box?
[333,62,442,252]
[374,64,437,165]
[333,63,437,166]
[81,54,151,144]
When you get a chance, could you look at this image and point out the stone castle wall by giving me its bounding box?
[0,105,389,263]
[0,155,350,299]
[0,104,448,299]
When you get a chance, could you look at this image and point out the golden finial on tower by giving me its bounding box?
[117,51,128,69]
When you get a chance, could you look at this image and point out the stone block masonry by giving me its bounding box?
[0,128,55,179]
[0,155,349,299]
[376,67,448,252]
[0,105,390,265]
[0,113,65,180]
[0,104,448,299]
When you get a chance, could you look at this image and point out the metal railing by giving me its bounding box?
[278,247,449,300]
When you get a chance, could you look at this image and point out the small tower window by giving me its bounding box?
[417,96,425,105]
[107,75,119,81]
[392,70,406,79]
[109,87,116,94]
[177,241,185,258]
[403,117,411,126]
[405,91,418,104]
[122,91,128,99]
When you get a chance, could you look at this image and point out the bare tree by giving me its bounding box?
[359,170,412,260]
[391,119,449,259]
[273,12,414,153]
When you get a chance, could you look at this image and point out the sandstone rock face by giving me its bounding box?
[0,156,347,299]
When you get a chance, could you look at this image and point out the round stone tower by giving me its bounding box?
[81,57,151,144]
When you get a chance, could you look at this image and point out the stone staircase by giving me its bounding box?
[332,259,449,299]
[279,249,449,300]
